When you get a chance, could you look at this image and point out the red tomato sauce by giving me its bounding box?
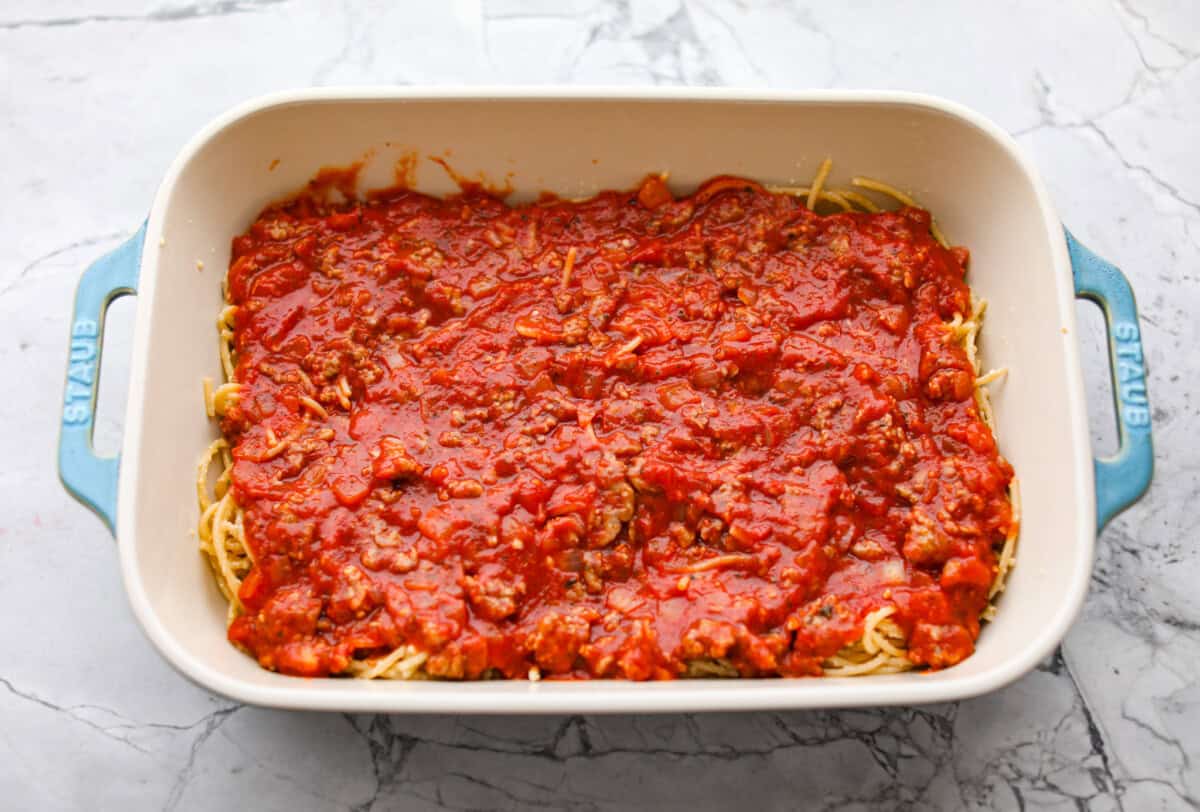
[222,174,1014,679]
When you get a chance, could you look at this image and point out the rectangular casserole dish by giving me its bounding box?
[59,88,1153,713]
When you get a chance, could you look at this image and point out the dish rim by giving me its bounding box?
[117,86,1094,712]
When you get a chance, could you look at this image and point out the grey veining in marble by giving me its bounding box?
[2,1,1197,809]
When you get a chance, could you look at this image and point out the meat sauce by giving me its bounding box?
[222,173,1014,679]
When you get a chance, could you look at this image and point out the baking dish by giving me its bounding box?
[58,88,1153,713]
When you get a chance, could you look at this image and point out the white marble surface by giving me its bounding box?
[2,1,1197,809]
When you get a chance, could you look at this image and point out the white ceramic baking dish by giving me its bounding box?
[59,88,1153,713]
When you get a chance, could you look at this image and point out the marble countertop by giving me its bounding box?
[3,1,1197,809]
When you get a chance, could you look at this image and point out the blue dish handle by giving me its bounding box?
[1065,229,1154,529]
[58,224,146,535]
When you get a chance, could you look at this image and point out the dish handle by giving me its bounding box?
[57,224,145,535]
[1065,229,1154,529]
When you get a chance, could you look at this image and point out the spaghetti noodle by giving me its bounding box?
[198,159,1017,680]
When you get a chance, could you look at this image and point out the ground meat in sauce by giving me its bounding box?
[221,174,1014,679]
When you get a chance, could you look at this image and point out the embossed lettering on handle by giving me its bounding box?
[64,318,101,426]
[1112,322,1150,429]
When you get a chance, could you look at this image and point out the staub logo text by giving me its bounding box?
[1114,322,1149,429]
[63,318,98,426]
